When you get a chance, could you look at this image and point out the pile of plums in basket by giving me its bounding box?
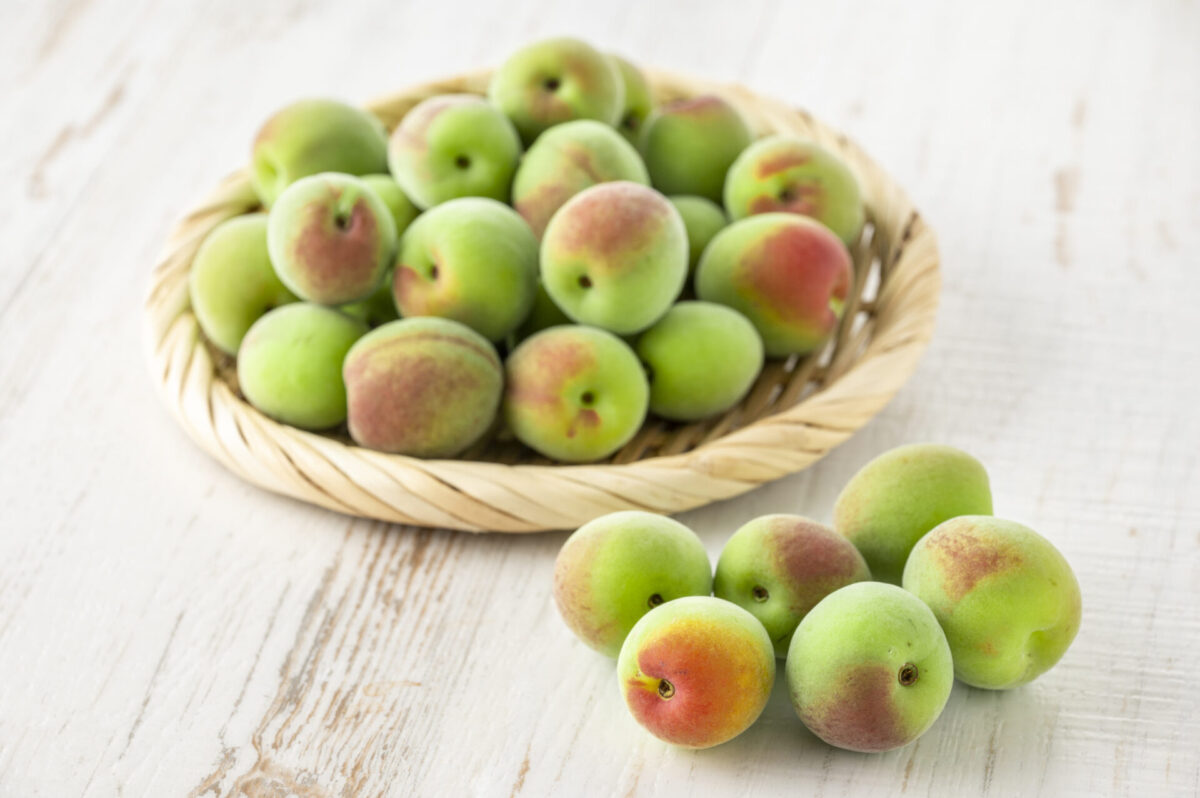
[189,36,865,461]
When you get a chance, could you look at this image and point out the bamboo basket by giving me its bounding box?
[143,68,940,533]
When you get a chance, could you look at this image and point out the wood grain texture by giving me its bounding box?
[1,0,1198,795]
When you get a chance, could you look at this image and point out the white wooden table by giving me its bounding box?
[3,0,1198,795]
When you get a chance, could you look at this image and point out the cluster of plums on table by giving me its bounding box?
[553,444,1083,751]
[187,36,867,462]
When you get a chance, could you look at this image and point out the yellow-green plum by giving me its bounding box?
[513,282,571,342]
[787,582,953,753]
[504,325,648,462]
[237,304,367,429]
[511,120,649,239]
[554,511,712,658]
[669,195,728,274]
[634,301,763,422]
[903,516,1082,690]
[725,136,865,246]
[714,515,871,658]
[267,173,397,305]
[251,99,388,206]
[639,95,752,202]
[393,198,538,341]
[619,596,775,749]
[343,317,502,457]
[489,37,624,144]
[188,213,297,355]
[696,213,852,357]
[834,444,994,584]
[387,94,522,210]
[359,174,420,235]
[610,54,652,144]
[541,182,687,335]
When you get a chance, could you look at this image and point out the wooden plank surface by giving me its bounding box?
[1,0,1197,795]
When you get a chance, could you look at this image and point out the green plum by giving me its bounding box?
[787,582,953,752]
[834,444,994,584]
[554,510,711,657]
[188,213,297,355]
[714,514,871,658]
[393,197,538,341]
[251,98,388,207]
[387,94,522,210]
[237,303,367,429]
[634,301,763,422]
[903,516,1082,689]
[504,325,649,462]
[541,181,687,335]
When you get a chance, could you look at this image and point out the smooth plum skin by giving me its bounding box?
[618,596,775,749]
[541,181,687,336]
[188,214,298,355]
[267,173,397,306]
[251,99,388,207]
[610,54,653,144]
[668,195,728,274]
[237,304,367,429]
[696,213,853,357]
[554,511,712,658]
[903,516,1082,690]
[725,135,865,245]
[834,443,994,584]
[393,197,538,342]
[786,582,953,753]
[387,94,522,210]
[343,317,502,457]
[639,95,753,202]
[504,325,649,463]
[339,271,399,327]
[714,514,871,658]
[511,120,650,239]
[360,174,420,236]
[635,301,763,422]
[489,37,624,144]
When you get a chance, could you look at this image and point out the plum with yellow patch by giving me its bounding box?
[504,325,648,463]
[387,94,522,210]
[725,136,865,245]
[786,582,953,753]
[903,516,1081,690]
[696,213,852,357]
[343,317,502,457]
[393,197,538,341]
[541,181,687,335]
[714,514,871,658]
[834,443,994,584]
[188,213,298,355]
[267,173,397,306]
[554,511,712,658]
[511,120,649,239]
[619,596,775,749]
[237,304,367,430]
[489,37,624,144]
[639,95,752,202]
[251,99,388,207]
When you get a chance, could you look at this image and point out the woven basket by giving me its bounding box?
[143,68,940,533]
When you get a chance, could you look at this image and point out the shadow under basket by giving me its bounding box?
[142,68,941,533]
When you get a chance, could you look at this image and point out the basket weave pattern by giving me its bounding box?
[143,69,940,533]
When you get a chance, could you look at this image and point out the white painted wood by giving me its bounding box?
[1,0,1197,795]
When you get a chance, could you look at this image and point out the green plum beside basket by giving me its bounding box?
[142,68,941,533]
